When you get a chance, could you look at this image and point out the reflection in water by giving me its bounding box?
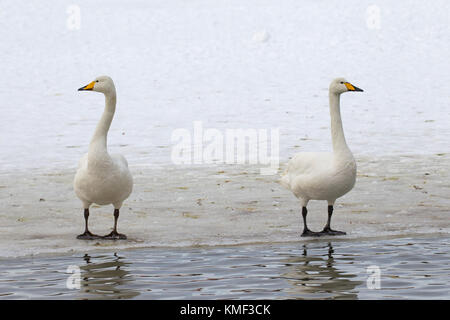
[79,253,139,299]
[282,243,362,299]
[0,237,448,299]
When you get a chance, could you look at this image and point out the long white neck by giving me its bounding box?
[88,89,116,165]
[329,91,351,156]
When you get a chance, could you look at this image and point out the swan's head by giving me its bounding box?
[330,78,363,94]
[78,76,115,94]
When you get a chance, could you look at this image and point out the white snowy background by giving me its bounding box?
[0,0,449,257]
[0,0,449,172]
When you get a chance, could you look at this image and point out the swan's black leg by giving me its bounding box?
[77,208,101,240]
[103,209,127,240]
[301,207,321,237]
[320,205,346,235]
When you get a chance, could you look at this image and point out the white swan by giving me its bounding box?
[74,76,133,240]
[280,78,363,237]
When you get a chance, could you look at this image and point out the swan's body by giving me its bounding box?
[281,151,356,203]
[74,76,133,240]
[74,153,132,207]
[281,78,363,236]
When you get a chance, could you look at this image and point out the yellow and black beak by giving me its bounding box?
[78,81,95,91]
[344,82,363,92]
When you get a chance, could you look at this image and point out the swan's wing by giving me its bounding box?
[111,153,129,168]
[77,153,88,169]
[287,152,332,175]
[111,153,133,202]
[281,152,333,188]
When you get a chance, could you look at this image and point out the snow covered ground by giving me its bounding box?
[1,154,449,258]
[0,0,449,257]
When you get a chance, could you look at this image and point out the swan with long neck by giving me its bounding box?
[280,78,363,236]
[74,76,133,240]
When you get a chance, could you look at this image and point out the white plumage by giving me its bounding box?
[74,75,133,240]
[281,78,363,236]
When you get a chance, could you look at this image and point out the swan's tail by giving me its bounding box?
[279,169,291,190]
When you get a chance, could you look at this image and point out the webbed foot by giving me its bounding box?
[319,227,346,236]
[301,229,322,237]
[77,231,101,240]
[102,231,127,240]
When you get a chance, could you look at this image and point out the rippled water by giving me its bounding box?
[0,236,448,299]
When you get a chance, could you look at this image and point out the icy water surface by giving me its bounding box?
[0,236,448,299]
[0,0,449,301]
[0,0,449,257]
[1,155,449,258]
[1,0,450,172]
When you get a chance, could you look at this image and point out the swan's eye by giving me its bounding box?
[340,82,344,84]
[96,80,99,83]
